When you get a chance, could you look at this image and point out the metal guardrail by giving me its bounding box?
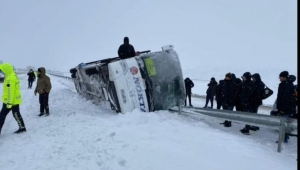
[48,73,74,81]
[169,105,297,153]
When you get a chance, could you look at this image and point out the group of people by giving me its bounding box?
[0,63,52,136]
[184,71,297,140]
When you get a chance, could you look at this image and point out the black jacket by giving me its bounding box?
[251,73,265,106]
[221,79,236,106]
[206,81,218,96]
[240,79,255,106]
[277,80,296,114]
[233,78,243,103]
[27,71,36,81]
[184,78,194,94]
[118,37,136,59]
[215,80,224,101]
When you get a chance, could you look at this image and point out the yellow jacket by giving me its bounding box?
[0,63,22,107]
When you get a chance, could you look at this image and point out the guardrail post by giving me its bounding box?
[277,118,286,153]
[178,99,182,115]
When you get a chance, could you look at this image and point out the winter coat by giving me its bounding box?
[34,67,52,94]
[276,80,296,114]
[288,75,297,106]
[240,79,255,107]
[206,81,218,96]
[215,80,224,101]
[0,63,22,107]
[221,79,236,106]
[184,78,194,94]
[118,37,136,59]
[234,78,243,103]
[295,85,298,105]
[27,71,36,81]
[251,74,265,106]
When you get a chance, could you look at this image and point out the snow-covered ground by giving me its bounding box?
[0,74,297,170]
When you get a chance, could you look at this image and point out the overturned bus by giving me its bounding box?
[69,45,186,113]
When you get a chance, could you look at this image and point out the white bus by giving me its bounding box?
[70,45,186,113]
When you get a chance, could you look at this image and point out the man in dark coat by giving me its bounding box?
[220,73,236,127]
[118,37,136,59]
[221,73,236,110]
[288,75,297,119]
[184,77,194,107]
[276,71,296,116]
[27,69,36,89]
[275,71,296,142]
[240,72,255,112]
[215,80,224,109]
[239,72,260,135]
[204,77,218,108]
[231,73,243,111]
[250,73,265,113]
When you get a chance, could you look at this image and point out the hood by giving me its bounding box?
[124,37,129,44]
[288,75,296,83]
[231,73,237,80]
[0,63,14,75]
[225,73,232,79]
[252,73,261,82]
[242,72,251,80]
[234,78,242,84]
[38,67,46,76]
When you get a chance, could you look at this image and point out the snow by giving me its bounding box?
[0,74,297,170]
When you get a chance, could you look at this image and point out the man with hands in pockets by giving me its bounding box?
[34,67,52,116]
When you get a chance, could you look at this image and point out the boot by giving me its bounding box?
[45,108,50,116]
[224,121,231,127]
[249,126,260,131]
[276,134,290,143]
[240,125,250,135]
[14,127,26,134]
[220,120,231,127]
[38,112,44,116]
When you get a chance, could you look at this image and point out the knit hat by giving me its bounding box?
[225,73,232,79]
[211,77,215,81]
[279,71,289,78]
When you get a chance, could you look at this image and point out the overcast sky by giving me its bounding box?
[0,0,297,73]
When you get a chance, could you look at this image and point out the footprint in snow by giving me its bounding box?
[109,132,116,138]
[118,159,126,167]
[122,144,129,148]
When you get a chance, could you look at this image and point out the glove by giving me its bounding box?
[6,104,12,109]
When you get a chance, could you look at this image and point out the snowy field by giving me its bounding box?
[0,74,297,170]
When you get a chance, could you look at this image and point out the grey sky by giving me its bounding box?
[0,0,297,72]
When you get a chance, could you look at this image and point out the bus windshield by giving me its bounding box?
[140,50,185,111]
